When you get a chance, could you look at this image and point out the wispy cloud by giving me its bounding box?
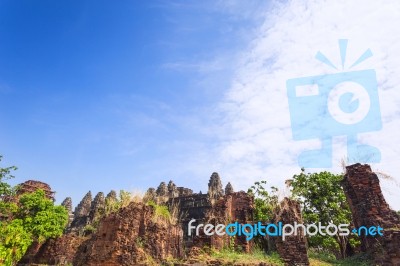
[208,0,400,209]
[162,59,226,73]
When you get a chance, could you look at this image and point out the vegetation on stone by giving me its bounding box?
[290,169,357,258]
[147,200,172,222]
[0,156,68,265]
[0,154,398,265]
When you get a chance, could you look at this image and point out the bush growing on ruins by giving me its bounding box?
[248,180,279,252]
[104,190,133,215]
[16,189,68,242]
[290,169,355,258]
[0,219,32,266]
[248,180,279,222]
[0,156,68,265]
[119,190,132,208]
[83,224,96,235]
[147,200,171,222]
[0,155,18,219]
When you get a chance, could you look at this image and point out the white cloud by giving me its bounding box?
[212,0,400,209]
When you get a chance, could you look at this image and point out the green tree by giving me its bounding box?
[0,156,68,265]
[248,181,279,222]
[0,219,32,265]
[0,155,18,220]
[248,180,279,252]
[290,169,354,258]
[16,189,68,243]
[119,190,132,208]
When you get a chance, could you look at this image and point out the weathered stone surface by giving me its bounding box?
[74,191,93,218]
[205,191,254,252]
[143,187,157,202]
[208,172,224,204]
[28,234,86,265]
[106,190,117,201]
[61,197,72,213]
[20,173,256,265]
[273,197,309,266]
[88,192,105,224]
[176,186,193,197]
[156,181,168,197]
[61,197,74,225]
[342,163,400,265]
[168,193,212,248]
[163,173,255,253]
[225,182,234,195]
[16,180,55,200]
[68,191,93,234]
[168,180,179,198]
[73,202,184,266]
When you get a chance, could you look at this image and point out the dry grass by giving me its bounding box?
[130,189,144,203]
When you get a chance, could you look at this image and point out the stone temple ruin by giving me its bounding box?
[18,172,256,265]
[13,165,400,265]
[273,198,309,265]
[144,172,254,252]
[342,163,400,265]
[17,180,56,201]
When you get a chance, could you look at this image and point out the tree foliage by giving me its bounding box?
[0,156,68,265]
[105,190,132,215]
[16,190,68,243]
[248,180,279,252]
[290,169,354,258]
[0,219,32,266]
[248,181,279,222]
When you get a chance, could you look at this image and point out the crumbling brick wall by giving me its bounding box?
[73,202,184,266]
[273,197,309,266]
[205,191,254,252]
[342,163,400,265]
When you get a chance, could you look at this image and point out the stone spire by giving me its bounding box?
[61,197,73,214]
[61,197,74,225]
[225,182,234,195]
[89,192,105,223]
[168,180,178,198]
[156,182,168,197]
[208,172,224,204]
[106,190,117,202]
[143,187,156,202]
[74,191,92,218]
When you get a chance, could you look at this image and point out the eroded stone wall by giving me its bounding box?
[19,173,255,265]
[73,202,184,266]
[206,191,254,252]
[342,163,400,265]
[273,197,309,266]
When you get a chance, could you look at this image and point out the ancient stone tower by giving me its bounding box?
[17,180,55,200]
[342,163,400,265]
[273,197,309,265]
[207,172,224,204]
[88,192,105,224]
[61,197,74,225]
[225,182,234,195]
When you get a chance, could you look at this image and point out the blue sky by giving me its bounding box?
[0,0,267,204]
[1,0,399,210]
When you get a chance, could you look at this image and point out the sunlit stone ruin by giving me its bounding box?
[12,164,400,266]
